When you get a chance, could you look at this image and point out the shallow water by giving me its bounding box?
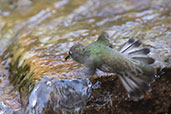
[0,0,170,113]
[0,65,21,113]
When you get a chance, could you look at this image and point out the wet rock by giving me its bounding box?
[25,78,91,114]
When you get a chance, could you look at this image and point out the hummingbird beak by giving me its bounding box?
[65,55,70,61]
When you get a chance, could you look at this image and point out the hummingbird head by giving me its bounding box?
[65,44,85,64]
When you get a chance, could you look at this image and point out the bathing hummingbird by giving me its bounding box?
[65,32,156,101]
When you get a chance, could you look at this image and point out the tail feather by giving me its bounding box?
[119,75,145,100]
[119,38,134,53]
[120,38,155,65]
[132,57,155,64]
[119,76,133,93]
[119,71,154,101]
[130,74,152,84]
[118,38,155,101]
[120,39,141,53]
[128,48,150,56]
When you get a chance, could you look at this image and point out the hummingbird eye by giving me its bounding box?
[69,50,72,55]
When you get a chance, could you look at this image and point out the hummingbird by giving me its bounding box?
[65,32,156,101]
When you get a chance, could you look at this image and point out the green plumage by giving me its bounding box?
[67,32,156,101]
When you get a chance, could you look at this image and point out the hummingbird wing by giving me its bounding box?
[96,32,113,48]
